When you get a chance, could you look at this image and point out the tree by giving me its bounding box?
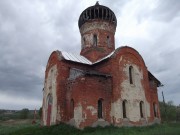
[159,100,177,122]
[20,108,29,119]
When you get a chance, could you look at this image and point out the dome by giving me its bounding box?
[78,2,117,28]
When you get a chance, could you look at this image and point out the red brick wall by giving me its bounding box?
[66,76,111,128]
[93,46,160,124]
[43,46,161,127]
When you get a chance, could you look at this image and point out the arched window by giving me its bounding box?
[129,66,134,84]
[140,101,144,118]
[93,34,97,46]
[107,36,110,47]
[153,102,158,117]
[98,98,103,118]
[70,99,74,118]
[122,100,127,118]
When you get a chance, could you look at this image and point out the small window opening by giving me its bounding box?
[129,66,134,84]
[98,99,103,118]
[93,34,97,46]
[107,36,110,47]
[140,101,144,118]
[123,100,127,118]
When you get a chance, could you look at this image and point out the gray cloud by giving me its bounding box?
[0,0,180,109]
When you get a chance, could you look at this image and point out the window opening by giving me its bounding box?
[129,66,134,84]
[140,101,144,118]
[93,34,97,46]
[123,100,127,118]
[107,36,110,47]
[98,99,103,118]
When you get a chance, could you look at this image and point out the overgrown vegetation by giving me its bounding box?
[0,122,180,135]
[159,101,180,122]
[0,108,40,121]
[0,102,180,135]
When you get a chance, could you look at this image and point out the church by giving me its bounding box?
[42,2,162,128]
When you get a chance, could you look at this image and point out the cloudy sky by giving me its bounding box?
[0,0,180,110]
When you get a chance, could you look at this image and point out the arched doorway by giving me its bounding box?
[47,94,53,126]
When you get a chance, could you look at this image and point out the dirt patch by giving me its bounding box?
[0,119,32,126]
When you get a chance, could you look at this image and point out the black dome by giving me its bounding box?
[78,2,117,28]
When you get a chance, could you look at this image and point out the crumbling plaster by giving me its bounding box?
[74,103,84,128]
[121,63,150,122]
[43,65,58,125]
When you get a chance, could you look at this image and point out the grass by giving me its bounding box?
[0,120,180,135]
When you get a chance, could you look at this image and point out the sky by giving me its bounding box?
[0,0,180,110]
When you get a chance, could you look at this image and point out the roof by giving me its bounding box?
[78,2,117,28]
[61,51,114,65]
[59,48,162,86]
[148,71,163,87]
[61,52,92,65]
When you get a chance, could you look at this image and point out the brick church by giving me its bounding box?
[42,2,162,128]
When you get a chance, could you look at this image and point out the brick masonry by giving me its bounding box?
[42,3,161,128]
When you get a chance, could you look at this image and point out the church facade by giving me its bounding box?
[42,3,162,128]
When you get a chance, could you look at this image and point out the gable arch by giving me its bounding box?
[117,46,146,68]
[46,51,63,68]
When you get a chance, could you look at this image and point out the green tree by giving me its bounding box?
[20,108,29,119]
[159,100,177,122]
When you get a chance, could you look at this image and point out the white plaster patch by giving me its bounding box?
[87,106,97,115]
[74,103,84,128]
[121,63,150,122]
[110,99,122,123]
[42,65,58,125]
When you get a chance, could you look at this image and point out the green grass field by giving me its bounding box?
[0,120,180,135]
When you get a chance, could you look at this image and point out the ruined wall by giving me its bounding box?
[66,76,112,128]
[120,63,150,123]
[93,47,160,126]
[42,65,58,125]
[42,47,160,128]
